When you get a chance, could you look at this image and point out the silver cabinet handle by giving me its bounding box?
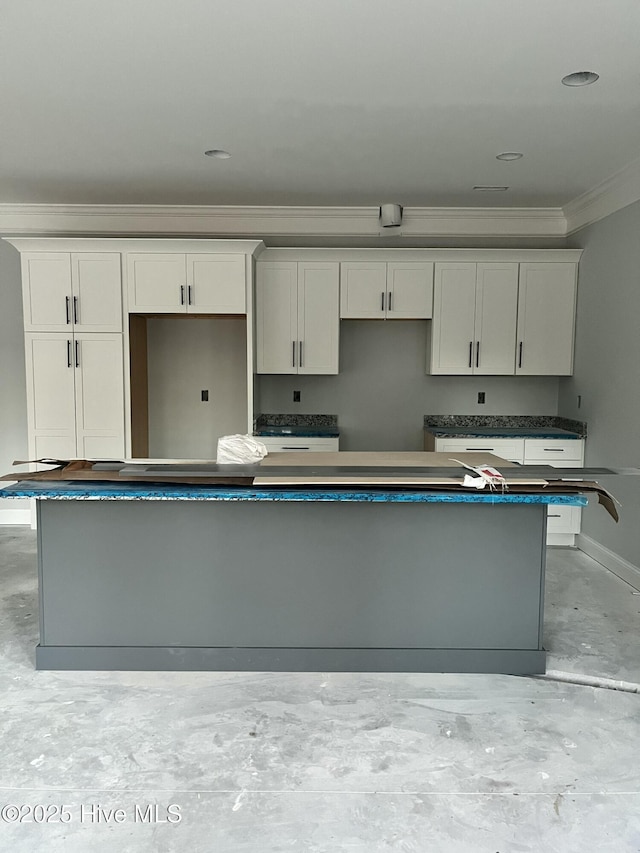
[292,340,296,367]
[476,341,480,367]
[75,340,79,367]
[180,285,185,305]
[381,291,385,312]
[468,341,473,368]
[65,296,71,324]
[518,341,523,368]
[73,295,78,324]
[282,446,310,450]
[466,447,495,451]
[388,290,392,311]
[188,285,192,305]
[542,448,564,452]
[67,339,72,367]
[299,340,303,367]
[549,514,562,518]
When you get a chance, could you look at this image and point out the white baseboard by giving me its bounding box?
[577,533,640,591]
[0,508,32,526]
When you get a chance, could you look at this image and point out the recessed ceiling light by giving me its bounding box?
[204,149,231,159]
[496,152,523,161]
[473,186,509,192]
[561,71,599,87]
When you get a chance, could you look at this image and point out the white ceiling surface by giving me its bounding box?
[2,0,640,210]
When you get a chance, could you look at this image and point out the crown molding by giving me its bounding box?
[0,203,567,239]
[563,154,640,235]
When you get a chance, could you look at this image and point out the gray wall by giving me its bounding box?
[560,202,640,566]
[147,317,248,458]
[258,321,560,451]
[0,240,28,518]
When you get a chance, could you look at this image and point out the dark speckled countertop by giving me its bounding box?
[424,415,586,440]
[254,414,339,438]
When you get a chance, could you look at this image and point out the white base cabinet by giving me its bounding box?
[24,333,125,460]
[257,437,339,453]
[432,435,584,545]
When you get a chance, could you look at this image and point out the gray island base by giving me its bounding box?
[21,485,583,674]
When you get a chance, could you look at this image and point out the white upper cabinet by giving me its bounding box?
[256,261,339,374]
[24,332,125,460]
[429,263,519,375]
[429,260,577,375]
[22,252,122,332]
[516,263,577,376]
[340,262,433,319]
[127,253,246,314]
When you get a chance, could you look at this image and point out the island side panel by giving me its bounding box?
[37,497,546,662]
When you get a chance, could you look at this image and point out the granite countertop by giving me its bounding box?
[254,414,339,438]
[0,481,586,506]
[424,415,586,440]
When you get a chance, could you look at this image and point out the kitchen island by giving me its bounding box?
[0,455,589,675]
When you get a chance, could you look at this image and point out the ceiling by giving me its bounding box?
[2,0,640,210]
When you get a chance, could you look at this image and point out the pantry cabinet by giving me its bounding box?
[256,261,339,374]
[126,253,246,314]
[340,262,433,319]
[21,253,122,332]
[24,332,125,460]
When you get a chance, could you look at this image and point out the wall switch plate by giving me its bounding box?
[477,392,485,404]
[293,390,301,402]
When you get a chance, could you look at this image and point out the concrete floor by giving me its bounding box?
[1,527,639,852]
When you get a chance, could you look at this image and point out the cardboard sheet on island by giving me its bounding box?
[2,454,620,521]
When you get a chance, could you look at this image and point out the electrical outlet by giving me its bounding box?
[293,390,301,402]
[477,391,485,404]
[201,390,209,402]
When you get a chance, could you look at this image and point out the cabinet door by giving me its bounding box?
[297,263,339,374]
[516,263,577,375]
[255,262,298,374]
[74,334,125,459]
[474,263,518,375]
[386,263,434,319]
[429,263,476,374]
[340,263,387,318]
[71,254,122,332]
[22,253,72,332]
[126,254,187,312]
[187,254,246,314]
[24,333,77,459]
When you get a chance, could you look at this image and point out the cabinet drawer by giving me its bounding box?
[257,437,339,452]
[547,505,581,534]
[523,439,583,463]
[436,438,524,463]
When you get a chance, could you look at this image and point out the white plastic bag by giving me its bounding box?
[216,434,268,464]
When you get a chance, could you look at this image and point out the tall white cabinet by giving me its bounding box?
[19,251,125,460]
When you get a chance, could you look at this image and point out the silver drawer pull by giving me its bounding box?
[466,447,495,451]
[548,514,562,518]
[542,448,564,452]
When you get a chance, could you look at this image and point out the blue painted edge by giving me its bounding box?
[0,482,588,505]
